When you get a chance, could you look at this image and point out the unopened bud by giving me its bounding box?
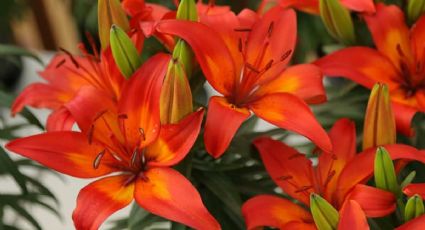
[176,0,198,21]
[404,194,424,222]
[98,0,129,50]
[374,147,400,195]
[160,60,193,124]
[110,25,142,78]
[363,83,396,150]
[407,0,425,23]
[310,193,339,230]
[319,0,356,45]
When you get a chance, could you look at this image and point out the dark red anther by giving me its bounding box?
[59,48,80,68]
[238,38,243,53]
[131,148,139,167]
[118,114,128,119]
[234,28,252,32]
[295,185,313,193]
[264,59,274,70]
[55,59,66,69]
[396,44,405,57]
[324,170,336,186]
[277,175,293,181]
[246,63,260,74]
[280,50,293,62]
[267,22,274,38]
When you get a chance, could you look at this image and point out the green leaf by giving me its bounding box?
[0,44,43,65]
[0,147,27,193]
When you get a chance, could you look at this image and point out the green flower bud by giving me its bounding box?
[110,25,142,78]
[319,0,356,45]
[176,0,198,21]
[407,0,425,23]
[310,193,339,230]
[401,171,416,189]
[98,0,129,50]
[404,194,424,222]
[374,147,400,195]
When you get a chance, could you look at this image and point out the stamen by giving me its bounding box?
[280,50,293,62]
[396,44,405,57]
[264,59,274,71]
[245,63,260,74]
[139,128,146,141]
[238,38,243,53]
[93,149,106,169]
[267,21,274,38]
[277,175,293,181]
[109,151,123,162]
[85,31,99,60]
[87,125,94,144]
[324,170,336,186]
[118,114,128,119]
[131,148,139,166]
[55,59,66,69]
[295,185,313,193]
[234,28,252,32]
[59,48,80,68]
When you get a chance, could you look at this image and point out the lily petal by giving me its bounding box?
[337,145,425,205]
[11,83,69,115]
[396,214,425,230]
[256,64,326,104]
[119,53,170,148]
[278,0,320,14]
[364,3,414,70]
[253,137,315,206]
[340,0,375,13]
[338,200,369,230]
[411,15,425,67]
[392,102,417,136]
[46,107,75,132]
[245,7,296,71]
[249,93,332,153]
[134,167,220,230]
[204,96,250,158]
[318,119,356,202]
[146,109,204,167]
[403,183,425,199]
[314,47,401,89]
[242,195,313,230]
[155,20,237,96]
[73,175,134,230]
[346,184,396,217]
[5,132,115,178]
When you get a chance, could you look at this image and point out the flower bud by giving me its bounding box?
[172,39,194,79]
[98,0,130,50]
[160,59,193,124]
[110,25,142,78]
[404,194,424,222]
[310,193,339,230]
[374,147,399,195]
[176,0,198,22]
[407,0,425,23]
[363,83,396,150]
[319,0,356,45]
[401,171,416,189]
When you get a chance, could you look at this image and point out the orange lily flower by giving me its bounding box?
[6,54,220,230]
[315,3,425,136]
[10,39,145,132]
[242,118,425,229]
[152,6,331,158]
[258,0,375,14]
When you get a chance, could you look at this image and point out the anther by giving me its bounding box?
[267,22,274,38]
[139,128,146,141]
[396,44,405,57]
[93,149,106,169]
[264,59,274,70]
[246,63,260,74]
[87,125,94,144]
[59,48,80,68]
[277,175,293,181]
[118,114,128,119]
[238,38,243,53]
[324,170,336,186]
[280,50,293,62]
[109,152,123,162]
[55,59,66,69]
[295,185,313,193]
[131,148,139,166]
[234,28,252,32]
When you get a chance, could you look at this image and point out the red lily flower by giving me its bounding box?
[6,54,220,230]
[241,118,425,229]
[10,42,143,132]
[315,4,425,136]
[152,6,331,158]
[258,0,375,14]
